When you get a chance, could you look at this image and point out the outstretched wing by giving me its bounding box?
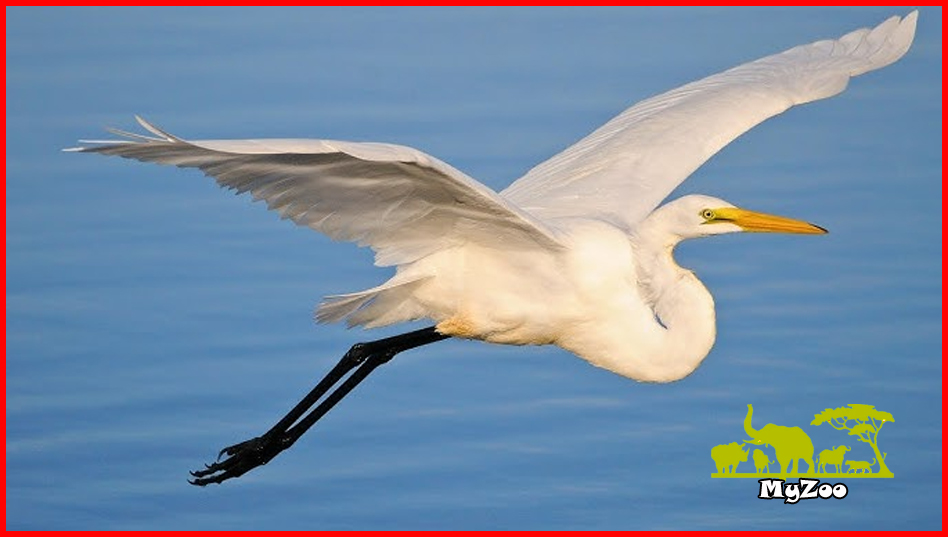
[69,117,562,266]
[501,12,917,230]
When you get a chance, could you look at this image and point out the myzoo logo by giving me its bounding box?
[711,404,893,504]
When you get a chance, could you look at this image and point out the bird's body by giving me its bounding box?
[68,11,918,484]
[341,199,723,382]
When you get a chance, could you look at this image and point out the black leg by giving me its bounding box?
[189,326,449,486]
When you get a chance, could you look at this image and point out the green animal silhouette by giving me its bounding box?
[711,441,749,474]
[817,445,851,474]
[812,404,894,477]
[753,449,771,474]
[744,404,814,475]
[846,458,875,474]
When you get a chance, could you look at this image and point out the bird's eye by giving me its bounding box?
[701,209,715,220]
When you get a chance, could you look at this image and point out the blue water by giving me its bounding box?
[7,6,941,530]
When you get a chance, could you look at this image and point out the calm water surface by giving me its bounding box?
[7,7,941,530]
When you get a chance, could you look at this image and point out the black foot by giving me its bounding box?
[187,327,449,485]
[189,433,292,486]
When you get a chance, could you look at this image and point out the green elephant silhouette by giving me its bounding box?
[744,404,814,475]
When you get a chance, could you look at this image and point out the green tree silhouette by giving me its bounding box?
[811,404,894,477]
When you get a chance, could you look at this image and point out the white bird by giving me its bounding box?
[69,11,917,485]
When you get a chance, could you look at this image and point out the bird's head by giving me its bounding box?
[652,194,827,241]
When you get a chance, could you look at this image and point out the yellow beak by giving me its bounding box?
[713,207,828,235]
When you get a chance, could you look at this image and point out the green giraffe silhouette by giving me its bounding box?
[743,404,814,475]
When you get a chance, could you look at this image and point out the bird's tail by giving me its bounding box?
[315,276,431,328]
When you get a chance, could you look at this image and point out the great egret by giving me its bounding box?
[69,11,917,485]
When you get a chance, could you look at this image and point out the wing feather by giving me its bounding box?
[501,12,917,229]
[69,117,563,266]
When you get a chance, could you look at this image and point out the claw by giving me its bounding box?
[188,434,284,486]
[185,327,447,485]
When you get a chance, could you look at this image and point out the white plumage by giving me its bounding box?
[70,12,916,383]
[502,11,917,228]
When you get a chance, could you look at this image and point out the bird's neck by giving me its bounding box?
[623,221,717,382]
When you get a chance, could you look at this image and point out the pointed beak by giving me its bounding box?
[715,207,828,235]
